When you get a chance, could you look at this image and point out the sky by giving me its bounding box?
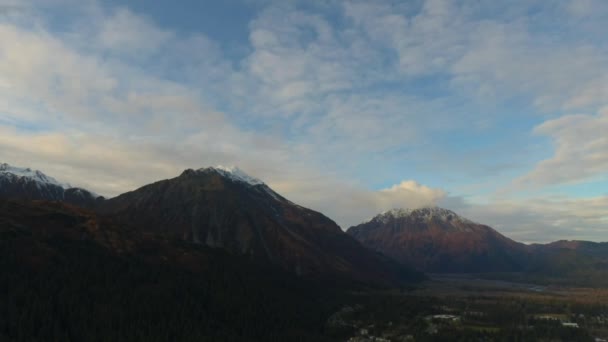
[0,0,607,243]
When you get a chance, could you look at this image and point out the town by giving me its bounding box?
[327,279,608,341]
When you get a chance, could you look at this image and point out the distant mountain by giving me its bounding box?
[347,208,529,273]
[534,240,608,257]
[526,240,608,279]
[98,166,423,286]
[0,163,103,208]
[5,162,606,285]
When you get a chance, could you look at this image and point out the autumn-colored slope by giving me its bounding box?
[347,208,529,273]
[97,168,423,286]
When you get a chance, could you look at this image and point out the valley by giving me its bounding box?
[329,276,608,341]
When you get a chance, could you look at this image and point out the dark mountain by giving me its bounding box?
[98,167,422,286]
[0,163,103,208]
[533,240,608,257]
[0,163,421,286]
[347,208,529,273]
[0,199,342,341]
[525,240,608,282]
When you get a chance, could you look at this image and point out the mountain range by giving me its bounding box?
[0,163,421,287]
[2,162,607,284]
[0,163,104,208]
[347,208,608,284]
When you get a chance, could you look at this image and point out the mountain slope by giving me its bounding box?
[534,240,608,257]
[526,240,608,279]
[347,208,529,273]
[0,199,340,341]
[0,163,103,208]
[98,167,423,286]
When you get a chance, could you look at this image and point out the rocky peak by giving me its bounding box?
[369,207,474,225]
[179,166,265,186]
[0,162,71,189]
[0,163,102,207]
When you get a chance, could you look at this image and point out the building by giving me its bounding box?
[562,322,579,328]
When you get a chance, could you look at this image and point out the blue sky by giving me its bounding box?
[1,0,607,242]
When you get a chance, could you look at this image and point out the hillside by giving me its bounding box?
[347,208,529,273]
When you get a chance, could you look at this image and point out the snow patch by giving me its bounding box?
[195,166,291,204]
[69,187,100,198]
[198,165,265,186]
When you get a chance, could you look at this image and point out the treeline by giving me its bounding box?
[0,229,340,341]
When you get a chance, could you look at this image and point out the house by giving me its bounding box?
[431,314,461,322]
[562,322,579,328]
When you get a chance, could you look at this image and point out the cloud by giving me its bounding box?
[344,0,464,76]
[0,12,443,225]
[0,9,302,197]
[97,8,173,55]
[514,107,608,188]
[446,195,608,243]
[378,180,446,209]
[0,2,24,16]
[273,176,447,229]
[242,3,389,118]
[1,0,607,241]
[341,0,608,111]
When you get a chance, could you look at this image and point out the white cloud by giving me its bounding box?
[378,180,446,209]
[448,195,608,243]
[273,176,446,229]
[514,108,608,188]
[341,0,608,111]
[98,8,173,55]
[344,0,465,76]
[242,4,384,117]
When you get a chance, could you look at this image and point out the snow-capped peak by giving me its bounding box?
[198,165,265,186]
[368,207,474,224]
[0,163,71,189]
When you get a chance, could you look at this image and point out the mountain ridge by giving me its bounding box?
[363,207,476,227]
[3,162,607,283]
[0,162,103,208]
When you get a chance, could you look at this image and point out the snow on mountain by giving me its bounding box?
[67,187,100,199]
[0,163,71,189]
[192,165,296,205]
[198,165,265,186]
[348,207,527,273]
[368,207,475,225]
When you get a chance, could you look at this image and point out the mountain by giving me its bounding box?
[525,240,608,280]
[534,240,608,257]
[98,166,423,286]
[0,163,420,286]
[347,208,529,273]
[0,163,103,207]
[0,199,340,341]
